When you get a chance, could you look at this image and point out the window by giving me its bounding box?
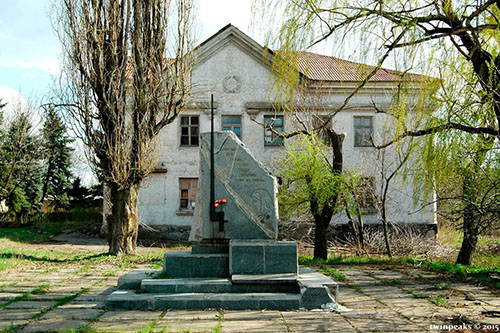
[179,178,198,210]
[180,116,199,146]
[312,115,331,143]
[264,115,283,146]
[354,116,373,147]
[359,177,377,214]
[222,115,242,139]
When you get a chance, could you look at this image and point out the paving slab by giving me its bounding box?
[39,307,103,320]
[0,292,24,301]
[285,318,355,332]
[3,300,56,309]
[221,319,288,332]
[100,310,164,321]
[20,319,87,332]
[90,318,155,332]
[0,309,40,321]
[0,320,28,330]
[155,319,220,332]
[163,310,220,321]
[223,310,282,321]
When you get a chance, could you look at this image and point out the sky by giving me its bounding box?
[0,0,257,106]
[0,0,258,184]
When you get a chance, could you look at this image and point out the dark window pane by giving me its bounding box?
[181,127,189,135]
[181,117,189,125]
[180,198,189,208]
[223,116,241,125]
[223,126,231,131]
[191,127,198,135]
[191,136,199,146]
[363,117,372,127]
[233,127,241,137]
[190,117,199,125]
[181,136,189,145]
[274,116,283,126]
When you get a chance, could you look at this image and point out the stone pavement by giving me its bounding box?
[0,261,499,332]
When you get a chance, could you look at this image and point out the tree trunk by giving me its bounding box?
[314,218,329,260]
[381,204,393,258]
[106,183,139,255]
[355,209,365,251]
[456,202,478,265]
[344,207,360,251]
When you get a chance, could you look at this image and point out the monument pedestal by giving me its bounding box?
[106,241,338,310]
[106,131,339,310]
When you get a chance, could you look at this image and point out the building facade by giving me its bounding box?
[135,25,436,240]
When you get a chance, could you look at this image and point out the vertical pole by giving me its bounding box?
[210,94,215,221]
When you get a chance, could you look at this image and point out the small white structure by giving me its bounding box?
[136,25,436,240]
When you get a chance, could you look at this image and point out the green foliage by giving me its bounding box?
[0,113,43,222]
[0,107,76,222]
[278,134,343,219]
[40,108,74,209]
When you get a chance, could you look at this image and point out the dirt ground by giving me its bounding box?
[0,233,499,332]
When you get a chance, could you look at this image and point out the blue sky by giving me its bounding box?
[0,0,256,184]
[0,0,256,105]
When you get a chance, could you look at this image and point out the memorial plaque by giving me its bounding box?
[189,131,279,241]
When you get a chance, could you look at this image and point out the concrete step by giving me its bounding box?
[106,290,301,310]
[141,277,299,294]
[163,250,229,278]
[231,273,297,284]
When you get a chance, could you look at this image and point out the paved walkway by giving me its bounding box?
[0,252,499,332]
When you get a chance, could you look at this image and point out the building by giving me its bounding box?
[136,24,436,240]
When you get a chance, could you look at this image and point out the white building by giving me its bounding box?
[136,24,436,240]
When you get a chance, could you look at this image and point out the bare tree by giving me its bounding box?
[54,0,194,255]
[256,0,500,265]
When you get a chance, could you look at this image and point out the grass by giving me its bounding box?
[213,310,223,333]
[410,291,428,299]
[321,265,347,282]
[432,297,448,307]
[0,284,50,309]
[0,241,164,272]
[434,283,451,290]
[298,254,500,289]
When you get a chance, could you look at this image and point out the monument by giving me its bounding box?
[106,97,338,310]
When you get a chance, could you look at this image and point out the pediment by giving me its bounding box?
[193,24,274,70]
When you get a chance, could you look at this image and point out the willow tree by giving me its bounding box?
[54,0,194,255]
[256,0,500,265]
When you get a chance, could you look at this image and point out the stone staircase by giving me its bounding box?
[106,241,338,311]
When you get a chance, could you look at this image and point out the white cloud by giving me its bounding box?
[0,59,61,76]
[0,86,42,130]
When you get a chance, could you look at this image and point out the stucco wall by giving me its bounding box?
[136,36,435,232]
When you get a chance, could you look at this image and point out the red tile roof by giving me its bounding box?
[293,51,426,83]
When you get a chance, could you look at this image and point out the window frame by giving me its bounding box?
[263,115,284,146]
[353,115,373,147]
[180,115,199,147]
[178,177,198,211]
[222,115,242,139]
